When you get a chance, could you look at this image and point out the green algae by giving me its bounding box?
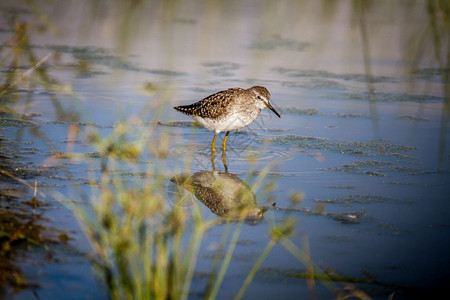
[397,115,429,121]
[324,160,424,177]
[46,45,186,76]
[156,120,199,128]
[281,79,346,90]
[0,141,70,293]
[248,37,310,51]
[314,194,410,205]
[201,61,242,76]
[327,185,356,189]
[282,107,319,115]
[256,266,376,285]
[260,135,416,158]
[281,107,372,119]
[345,92,444,103]
[273,67,396,83]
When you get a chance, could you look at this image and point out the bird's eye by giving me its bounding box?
[257,95,262,100]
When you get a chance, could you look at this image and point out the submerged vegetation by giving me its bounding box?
[0,122,71,293]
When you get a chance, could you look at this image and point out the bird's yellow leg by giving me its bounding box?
[222,150,228,172]
[211,132,218,152]
[210,151,216,170]
[222,131,230,151]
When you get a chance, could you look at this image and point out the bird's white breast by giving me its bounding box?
[193,110,260,133]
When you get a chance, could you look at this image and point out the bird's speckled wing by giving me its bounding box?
[174,88,244,119]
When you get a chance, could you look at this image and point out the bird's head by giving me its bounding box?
[249,86,281,118]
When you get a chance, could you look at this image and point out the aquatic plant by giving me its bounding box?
[64,120,297,299]
[0,10,75,295]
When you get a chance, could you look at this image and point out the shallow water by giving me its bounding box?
[1,0,449,299]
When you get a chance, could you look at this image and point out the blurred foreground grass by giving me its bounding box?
[55,108,309,299]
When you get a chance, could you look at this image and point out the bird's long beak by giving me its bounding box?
[266,102,281,118]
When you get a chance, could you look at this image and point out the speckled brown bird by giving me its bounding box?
[171,170,267,220]
[174,86,280,151]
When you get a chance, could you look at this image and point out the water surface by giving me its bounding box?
[1,1,449,299]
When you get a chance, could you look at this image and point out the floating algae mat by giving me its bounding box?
[259,135,416,157]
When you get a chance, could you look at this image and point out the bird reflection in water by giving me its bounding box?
[170,152,266,222]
